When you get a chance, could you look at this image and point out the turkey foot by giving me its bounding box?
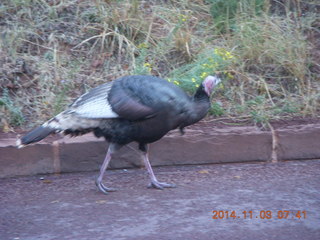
[95,143,119,194]
[95,180,117,194]
[141,145,176,190]
[148,180,176,190]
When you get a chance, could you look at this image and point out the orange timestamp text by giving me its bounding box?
[212,210,307,220]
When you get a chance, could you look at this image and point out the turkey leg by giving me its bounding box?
[140,144,176,189]
[95,143,120,194]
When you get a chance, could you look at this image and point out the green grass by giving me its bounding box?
[208,0,267,33]
[0,0,319,130]
[0,89,24,127]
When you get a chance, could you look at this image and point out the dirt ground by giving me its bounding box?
[1,160,319,240]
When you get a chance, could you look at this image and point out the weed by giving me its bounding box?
[208,0,266,33]
[0,89,24,128]
[0,0,319,129]
[167,47,235,93]
[209,102,225,117]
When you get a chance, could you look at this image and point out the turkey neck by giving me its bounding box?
[183,87,211,128]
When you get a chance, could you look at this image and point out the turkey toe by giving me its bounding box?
[95,180,117,194]
[148,181,176,189]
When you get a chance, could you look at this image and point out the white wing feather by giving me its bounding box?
[42,82,118,131]
[69,82,119,119]
[71,98,118,118]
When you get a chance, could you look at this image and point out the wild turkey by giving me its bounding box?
[17,75,221,194]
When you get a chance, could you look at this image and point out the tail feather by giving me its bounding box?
[17,126,55,148]
[16,111,102,148]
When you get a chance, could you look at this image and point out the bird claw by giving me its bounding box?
[95,180,117,194]
[148,181,176,190]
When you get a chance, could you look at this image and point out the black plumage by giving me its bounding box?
[17,75,221,194]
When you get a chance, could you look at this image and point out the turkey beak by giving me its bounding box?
[204,87,211,96]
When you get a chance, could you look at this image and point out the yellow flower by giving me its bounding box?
[195,84,199,88]
[174,80,180,85]
[214,48,234,60]
[200,72,208,79]
[212,62,219,68]
[225,51,234,59]
[191,78,196,83]
[179,14,187,22]
[226,72,234,79]
[143,62,152,72]
[137,43,149,49]
[167,78,171,82]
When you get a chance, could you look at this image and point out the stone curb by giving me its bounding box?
[1,123,319,178]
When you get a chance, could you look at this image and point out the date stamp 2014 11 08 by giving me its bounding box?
[212,210,307,220]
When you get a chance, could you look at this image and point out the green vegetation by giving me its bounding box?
[0,89,24,127]
[0,0,319,130]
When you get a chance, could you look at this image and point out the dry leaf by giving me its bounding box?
[42,179,52,184]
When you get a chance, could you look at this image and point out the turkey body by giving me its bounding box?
[94,76,196,144]
[17,75,220,194]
